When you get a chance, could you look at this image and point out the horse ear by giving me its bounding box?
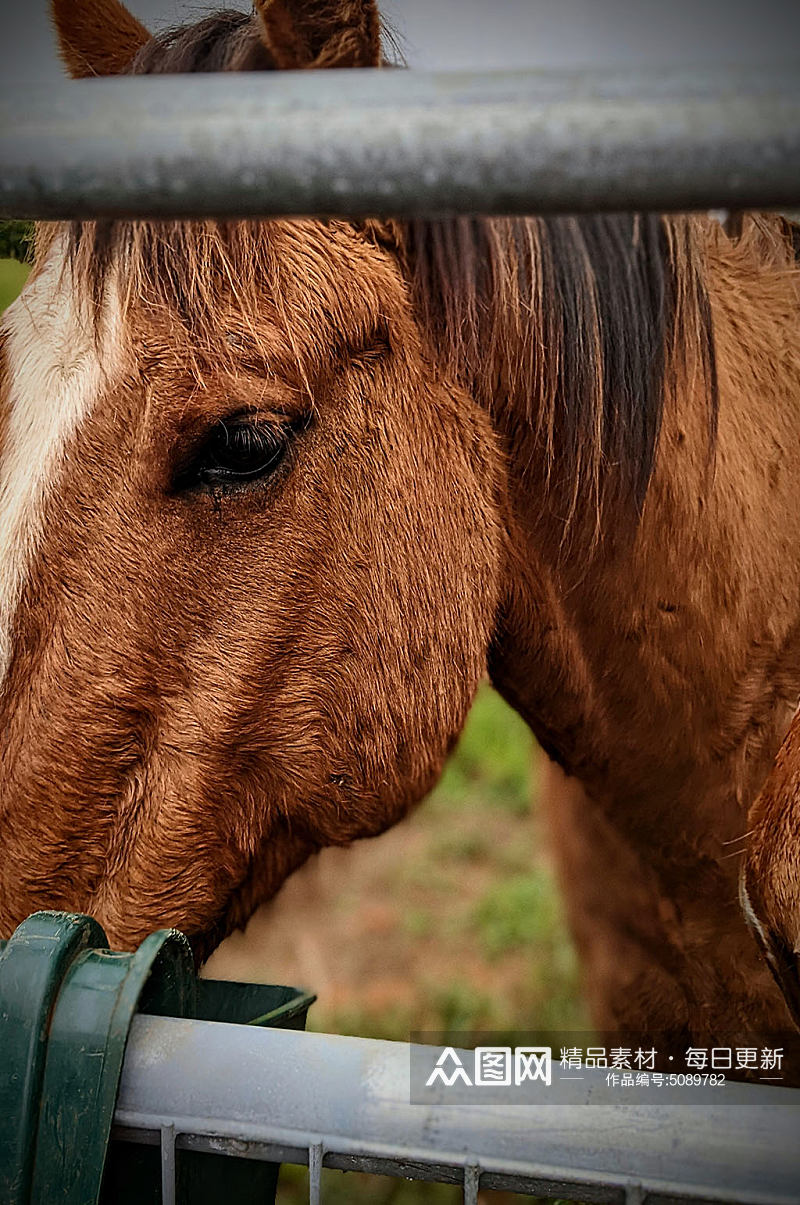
[50,0,151,79]
[254,0,382,69]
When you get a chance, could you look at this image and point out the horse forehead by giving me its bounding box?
[0,245,122,688]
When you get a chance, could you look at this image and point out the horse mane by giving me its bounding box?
[39,8,800,520]
[125,7,405,74]
[404,213,719,515]
[127,10,274,74]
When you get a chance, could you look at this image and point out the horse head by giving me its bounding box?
[0,0,509,956]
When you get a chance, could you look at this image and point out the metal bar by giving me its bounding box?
[114,1016,800,1205]
[463,1163,481,1205]
[159,1122,176,1205]
[308,1140,324,1205]
[0,67,799,220]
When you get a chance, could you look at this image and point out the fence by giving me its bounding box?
[117,1015,800,1205]
[2,62,800,1205]
[1,67,799,220]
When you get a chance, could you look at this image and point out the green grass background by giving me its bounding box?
[0,259,29,310]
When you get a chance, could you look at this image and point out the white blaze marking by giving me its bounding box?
[0,242,121,687]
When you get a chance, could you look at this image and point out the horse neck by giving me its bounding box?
[479,214,800,1038]
[485,213,800,845]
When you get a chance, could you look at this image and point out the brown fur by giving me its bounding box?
[255,0,382,69]
[1,0,799,1051]
[744,713,800,1029]
[0,216,505,955]
[495,217,800,1049]
[50,0,150,77]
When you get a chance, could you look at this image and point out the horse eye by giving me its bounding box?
[177,418,292,492]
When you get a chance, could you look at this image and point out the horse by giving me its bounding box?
[1,0,799,1055]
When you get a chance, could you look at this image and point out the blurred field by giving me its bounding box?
[1,259,585,1205]
[0,258,29,310]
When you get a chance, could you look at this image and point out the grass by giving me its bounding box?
[0,260,586,1205]
[278,1167,579,1205]
[278,1166,581,1205]
[430,685,535,817]
[0,259,29,312]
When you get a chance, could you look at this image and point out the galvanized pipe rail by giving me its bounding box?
[1,66,799,220]
[115,1015,800,1205]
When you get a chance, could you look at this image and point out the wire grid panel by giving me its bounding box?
[115,1122,646,1205]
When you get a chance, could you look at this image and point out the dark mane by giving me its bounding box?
[128,10,275,75]
[51,208,719,523]
[47,8,726,519]
[406,214,717,516]
[126,7,404,74]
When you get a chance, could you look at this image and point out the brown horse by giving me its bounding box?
[1,0,799,1052]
